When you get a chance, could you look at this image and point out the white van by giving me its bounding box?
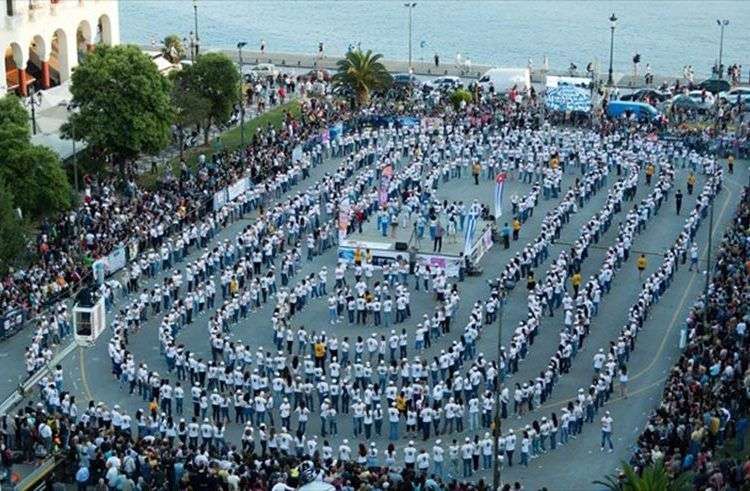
[477,68,531,92]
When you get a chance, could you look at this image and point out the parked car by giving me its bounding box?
[425,76,462,92]
[718,87,750,105]
[685,90,715,110]
[619,89,671,104]
[477,68,531,92]
[246,63,279,81]
[669,95,701,111]
[392,73,420,88]
[606,100,660,120]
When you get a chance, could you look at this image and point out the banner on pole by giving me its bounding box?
[464,213,478,255]
[494,172,507,219]
[378,163,394,206]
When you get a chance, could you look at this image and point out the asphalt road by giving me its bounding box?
[9,147,747,490]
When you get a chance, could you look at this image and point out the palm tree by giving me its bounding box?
[162,34,186,63]
[332,49,392,106]
[594,462,693,491]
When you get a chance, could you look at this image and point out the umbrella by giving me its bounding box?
[544,85,592,112]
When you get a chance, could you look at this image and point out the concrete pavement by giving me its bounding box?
[6,134,747,489]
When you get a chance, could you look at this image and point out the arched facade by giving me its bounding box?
[97,14,112,46]
[1,0,120,95]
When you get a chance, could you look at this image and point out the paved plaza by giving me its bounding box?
[8,141,740,489]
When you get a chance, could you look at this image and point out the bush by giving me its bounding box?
[450,88,473,109]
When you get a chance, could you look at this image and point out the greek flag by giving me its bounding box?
[464,212,478,255]
[494,172,507,219]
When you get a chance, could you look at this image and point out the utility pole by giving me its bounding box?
[704,107,722,324]
[492,290,505,491]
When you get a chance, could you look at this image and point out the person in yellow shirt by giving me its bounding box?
[396,394,407,415]
[354,247,362,266]
[472,162,482,185]
[314,340,326,367]
[687,172,696,195]
[637,254,647,278]
[229,276,239,295]
[645,163,655,185]
[727,154,735,174]
[512,218,521,241]
[571,271,582,296]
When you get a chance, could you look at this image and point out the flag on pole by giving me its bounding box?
[378,163,394,206]
[494,172,507,219]
[464,212,477,255]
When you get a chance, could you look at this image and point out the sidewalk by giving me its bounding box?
[204,47,695,89]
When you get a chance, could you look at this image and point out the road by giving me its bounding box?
[8,143,747,489]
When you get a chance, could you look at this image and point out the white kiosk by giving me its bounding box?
[73,294,106,346]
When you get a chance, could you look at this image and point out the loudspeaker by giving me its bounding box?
[395,242,408,251]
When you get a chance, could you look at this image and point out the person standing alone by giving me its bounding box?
[636,254,647,278]
[600,411,614,452]
[675,189,683,215]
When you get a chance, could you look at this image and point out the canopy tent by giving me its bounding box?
[545,85,592,113]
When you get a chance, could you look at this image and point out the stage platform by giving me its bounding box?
[338,217,494,277]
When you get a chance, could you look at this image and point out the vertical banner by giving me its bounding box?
[494,171,507,219]
[338,197,351,241]
[464,213,478,255]
[379,163,394,206]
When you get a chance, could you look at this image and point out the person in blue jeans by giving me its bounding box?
[600,411,614,452]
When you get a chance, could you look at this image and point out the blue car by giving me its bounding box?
[607,100,660,121]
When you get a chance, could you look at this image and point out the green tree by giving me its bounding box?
[594,462,693,491]
[162,34,186,63]
[450,88,474,110]
[0,178,27,273]
[0,95,31,162]
[0,95,71,218]
[333,49,392,106]
[1,145,71,217]
[182,52,240,145]
[61,44,174,178]
[169,70,212,159]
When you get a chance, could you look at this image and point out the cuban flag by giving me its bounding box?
[464,212,477,255]
[494,172,507,219]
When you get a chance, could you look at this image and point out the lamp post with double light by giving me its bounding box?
[716,19,729,79]
[404,2,417,71]
[237,41,247,150]
[607,13,617,86]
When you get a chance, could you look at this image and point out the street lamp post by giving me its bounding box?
[184,34,195,63]
[193,0,200,58]
[716,19,729,79]
[237,42,247,151]
[66,103,79,191]
[491,291,506,491]
[607,13,617,86]
[704,108,723,319]
[26,86,42,135]
[404,2,417,71]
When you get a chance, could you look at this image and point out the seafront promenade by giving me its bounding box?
[211,48,691,88]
